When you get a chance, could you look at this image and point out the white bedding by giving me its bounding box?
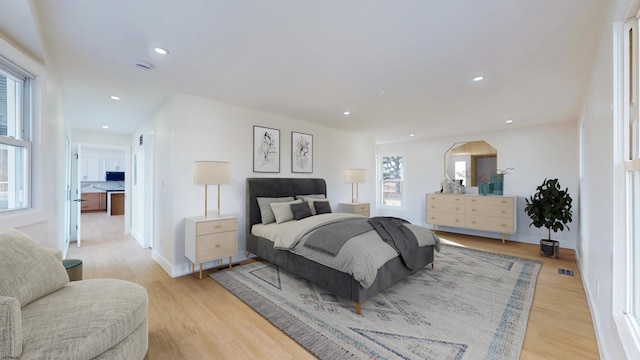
[251,213,440,288]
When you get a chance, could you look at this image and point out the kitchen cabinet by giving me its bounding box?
[80,156,125,181]
[81,192,106,212]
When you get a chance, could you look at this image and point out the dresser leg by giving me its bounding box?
[502,233,506,244]
[199,263,203,280]
[228,256,232,269]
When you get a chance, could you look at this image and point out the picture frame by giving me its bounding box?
[291,131,313,173]
[253,125,280,173]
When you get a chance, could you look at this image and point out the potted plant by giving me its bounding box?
[524,178,573,258]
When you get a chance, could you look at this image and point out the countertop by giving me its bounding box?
[81,184,125,193]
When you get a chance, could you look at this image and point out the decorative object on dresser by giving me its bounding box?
[338,202,370,217]
[253,125,280,173]
[291,131,313,173]
[344,168,365,203]
[193,160,230,217]
[524,178,573,258]
[426,193,516,243]
[185,215,238,279]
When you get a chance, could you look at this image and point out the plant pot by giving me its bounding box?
[540,239,559,258]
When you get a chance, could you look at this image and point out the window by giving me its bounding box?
[614,16,640,355]
[454,160,467,186]
[0,55,33,212]
[381,155,403,206]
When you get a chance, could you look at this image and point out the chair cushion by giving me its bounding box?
[0,296,22,359]
[0,229,69,307]
[20,279,148,360]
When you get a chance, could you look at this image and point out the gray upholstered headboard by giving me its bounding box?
[245,177,327,236]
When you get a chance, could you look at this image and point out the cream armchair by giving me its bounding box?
[0,229,148,359]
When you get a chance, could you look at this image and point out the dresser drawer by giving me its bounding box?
[196,218,237,235]
[426,212,465,227]
[195,231,238,263]
[466,215,515,233]
[466,204,514,218]
[426,194,465,204]
[466,196,514,207]
[427,201,465,214]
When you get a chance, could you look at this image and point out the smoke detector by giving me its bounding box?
[135,60,153,70]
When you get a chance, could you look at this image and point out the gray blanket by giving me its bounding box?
[304,218,373,255]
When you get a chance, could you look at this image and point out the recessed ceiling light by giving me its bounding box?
[102,125,109,129]
[110,95,120,101]
[473,76,484,82]
[154,47,169,55]
[378,90,385,96]
[505,119,513,124]
[344,111,350,115]
[409,133,415,137]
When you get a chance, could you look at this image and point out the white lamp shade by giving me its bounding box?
[193,161,230,185]
[344,169,366,183]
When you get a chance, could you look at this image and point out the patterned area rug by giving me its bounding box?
[211,244,541,359]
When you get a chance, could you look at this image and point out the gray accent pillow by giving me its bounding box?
[0,229,69,307]
[270,199,303,224]
[314,200,332,214]
[291,202,313,220]
[257,197,295,224]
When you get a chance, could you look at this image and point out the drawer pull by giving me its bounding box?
[471,221,476,224]
[455,207,460,210]
[455,219,460,222]
[214,225,222,229]
[471,208,476,212]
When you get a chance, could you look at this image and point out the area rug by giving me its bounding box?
[211,244,541,359]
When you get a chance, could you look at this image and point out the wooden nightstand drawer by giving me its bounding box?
[195,231,238,263]
[339,202,370,217]
[196,218,237,234]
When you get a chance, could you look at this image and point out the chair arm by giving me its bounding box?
[45,248,63,263]
[0,296,22,359]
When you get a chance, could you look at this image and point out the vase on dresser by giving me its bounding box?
[491,173,504,195]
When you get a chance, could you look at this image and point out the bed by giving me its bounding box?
[245,177,438,314]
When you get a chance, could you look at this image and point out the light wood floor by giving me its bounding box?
[69,212,600,359]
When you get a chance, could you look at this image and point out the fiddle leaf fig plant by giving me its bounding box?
[524,178,573,241]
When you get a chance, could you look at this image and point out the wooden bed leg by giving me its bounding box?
[432,260,435,269]
[246,251,250,257]
[354,301,363,315]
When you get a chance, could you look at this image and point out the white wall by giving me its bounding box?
[376,121,580,248]
[0,34,66,249]
[146,92,376,277]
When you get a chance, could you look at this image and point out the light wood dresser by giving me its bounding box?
[338,202,370,217]
[426,193,516,243]
[185,214,237,279]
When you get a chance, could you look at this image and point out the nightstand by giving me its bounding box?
[185,214,238,279]
[338,202,370,217]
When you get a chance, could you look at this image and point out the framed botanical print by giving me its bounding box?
[253,125,280,173]
[291,131,313,173]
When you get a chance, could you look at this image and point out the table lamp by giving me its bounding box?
[344,169,365,203]
[193,161,230,217]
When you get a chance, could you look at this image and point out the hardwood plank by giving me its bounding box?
[68,213,599,359]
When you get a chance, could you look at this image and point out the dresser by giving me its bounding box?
[338,202,370,217]
[426,193,516,243]
[185,214,238,279]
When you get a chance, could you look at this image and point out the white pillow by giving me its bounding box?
[270,199,303,224]
[257,197,295,224]
[295,194,326,200]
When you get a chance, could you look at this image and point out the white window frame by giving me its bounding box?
[0,54,34,212]
[378,152,404,208]
[613,13,640,358]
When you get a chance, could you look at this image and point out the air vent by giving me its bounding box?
[139,134,143,146]
[135,60,153,71]
[558,268,574,277]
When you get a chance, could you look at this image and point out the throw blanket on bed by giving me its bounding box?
[368,217,419,271]
[304,218,373,255]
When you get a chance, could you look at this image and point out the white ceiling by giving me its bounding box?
[0,0,611,144]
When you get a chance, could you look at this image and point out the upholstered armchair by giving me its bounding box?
[0,229,148,359]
